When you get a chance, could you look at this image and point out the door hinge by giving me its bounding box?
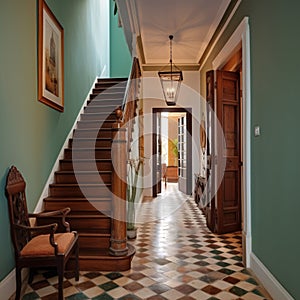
[214,81,217,89]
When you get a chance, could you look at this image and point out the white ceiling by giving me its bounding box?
[133,0,231,65]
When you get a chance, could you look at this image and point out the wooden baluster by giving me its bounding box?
[110,108,128,256]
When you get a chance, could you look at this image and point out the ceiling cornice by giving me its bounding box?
[199,0,242,68]
[137,35,146,64]
[126,0,140,35]
[196,0,232,62]
[142,64,200,72]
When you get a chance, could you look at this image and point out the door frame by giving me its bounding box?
[212,17,251,267]
[152,107,192,197]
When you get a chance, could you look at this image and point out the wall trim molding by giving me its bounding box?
[197,0,232,62]
[212,17,248,70]
[0,269,28,300]
[0,269,15,300]
[250,253,294,300]
[212,17,252,267]
[34,77,99,213]
[142,64,200,72]
[200,0,242,70]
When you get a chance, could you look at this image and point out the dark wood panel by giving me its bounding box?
[216,70,241,234]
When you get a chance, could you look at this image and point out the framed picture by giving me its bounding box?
[38,0,64,112]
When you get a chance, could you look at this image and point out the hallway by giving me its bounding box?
[22,185,271,300]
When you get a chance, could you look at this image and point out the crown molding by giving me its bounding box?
[142,64,200,72]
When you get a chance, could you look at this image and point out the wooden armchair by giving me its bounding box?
[5,166,79,300]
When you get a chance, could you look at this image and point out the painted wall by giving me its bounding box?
[142,71,201,197]
[200,1,300,298]
[0,0,109,282]
[109,0,132,78]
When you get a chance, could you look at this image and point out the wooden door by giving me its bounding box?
[205,70,216,232]
[216,70,241,233]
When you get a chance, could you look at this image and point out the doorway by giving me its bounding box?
[210,17,251,266]
[152,107,192,197]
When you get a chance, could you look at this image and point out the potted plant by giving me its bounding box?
[127,158,143,239]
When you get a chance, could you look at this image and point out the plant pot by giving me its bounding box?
[127,228,137,239]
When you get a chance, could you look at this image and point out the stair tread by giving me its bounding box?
[44,196,111,201]
[66,148,111,151]
[97,77,127,80]
[75,128,116,131]
[82,111,116,115]
[60,158,112,162]
[50,183,111,187]
[89,95,124,99]
[79,232,110,237]
[55,170,112,174]
[86,104,122,107]
[89,96,124,100]
[70,137,112,140]
[78,120,115,123]
[89,93,124,96]
[97,79,127,81]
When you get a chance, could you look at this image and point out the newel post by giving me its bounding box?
[109,108,128,256]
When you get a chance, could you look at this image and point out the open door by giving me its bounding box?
[204,70,241,234]
[152,112,162,197]
[216,70,241,233]
[205,70,216,232]
[177,115,186,194]
[178,113,193,195]
[153,108,192,197]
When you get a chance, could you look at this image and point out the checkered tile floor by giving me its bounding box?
[22,184,271,299]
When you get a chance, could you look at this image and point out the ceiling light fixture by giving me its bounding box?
[158,35,183,106]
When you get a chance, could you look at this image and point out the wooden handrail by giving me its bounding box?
[110,57,141,257]
[121,57,141,118]
[122,57,141,153]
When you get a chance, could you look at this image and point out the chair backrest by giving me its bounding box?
[6,166,31,256]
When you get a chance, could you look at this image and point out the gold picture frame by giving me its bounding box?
[38,0,64,112]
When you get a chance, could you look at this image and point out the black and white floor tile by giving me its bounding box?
[22,184,271,300]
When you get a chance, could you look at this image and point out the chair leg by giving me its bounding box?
[75,241,79,281]
[57,260,64,300]
[15,267,22,300]
[28,268,34,284]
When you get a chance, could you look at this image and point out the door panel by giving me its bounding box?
[205,70,216,232]
[178,115,187,194]
[216,70,241,234]
[152,112,162,197]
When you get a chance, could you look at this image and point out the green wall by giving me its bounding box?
[0,0,108,281]
[200,0,300,298]
[109,0,131,77]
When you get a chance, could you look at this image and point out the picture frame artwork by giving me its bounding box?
[38,0,64,112]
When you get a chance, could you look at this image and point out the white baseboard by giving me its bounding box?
[250,253,294,300]
[34,77,99,213]
[0,269,28,300]
[242,230,252,268]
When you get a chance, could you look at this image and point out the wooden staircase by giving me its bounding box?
[38,78,135,271]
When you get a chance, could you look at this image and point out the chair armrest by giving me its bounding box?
[29,207,70,218]
[13,223,58,250]
[29,207,71,232]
